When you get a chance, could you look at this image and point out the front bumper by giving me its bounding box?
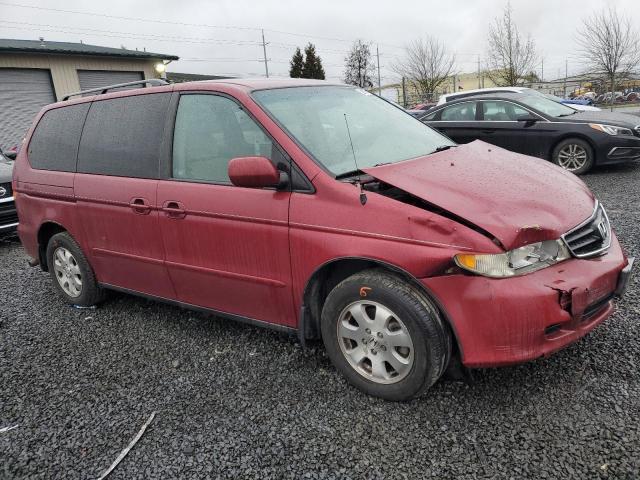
[422,235,630,368]
[0,196,18,234]
[598,136,640,164]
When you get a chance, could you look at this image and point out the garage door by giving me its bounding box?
[0,68,56,150]
[77,70,144,94]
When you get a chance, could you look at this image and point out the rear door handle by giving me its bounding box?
[162,200,186,219]
[481,129,496,134]
[129,197,151,215]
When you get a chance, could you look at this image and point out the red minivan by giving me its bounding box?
[13,78,633,400]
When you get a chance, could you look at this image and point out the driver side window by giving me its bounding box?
[172,94,274,183]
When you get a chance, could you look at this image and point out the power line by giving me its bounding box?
[0,1,261,31]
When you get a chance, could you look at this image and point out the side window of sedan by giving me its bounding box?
[172,94,275,183]
[481,101,530,121]
[440,102,477,121]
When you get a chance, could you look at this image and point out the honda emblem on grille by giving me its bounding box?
[597,220,607,239]
[0,187,6,198]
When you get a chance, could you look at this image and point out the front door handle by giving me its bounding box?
[129,197,151,215]
[162,201,186,219]
[481,129,496,134]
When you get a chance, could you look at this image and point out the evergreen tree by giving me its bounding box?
[344,40,375,88]
[289,47,304,78]
[302,43,325,80]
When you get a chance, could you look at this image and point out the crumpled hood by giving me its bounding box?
[363,140,596,250]
[0,160,13,183]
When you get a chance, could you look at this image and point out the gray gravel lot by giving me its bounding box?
[1,163,640,479]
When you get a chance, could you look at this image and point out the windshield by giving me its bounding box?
[519,94,577,117]
[252,86,454,176]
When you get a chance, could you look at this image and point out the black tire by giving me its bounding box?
[320,269,450,401]
[552,138,594,175]
[46,232,105,307]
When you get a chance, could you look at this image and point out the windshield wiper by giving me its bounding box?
[335,169,362,180]
[430,145,456,154]
[557,111,578,117]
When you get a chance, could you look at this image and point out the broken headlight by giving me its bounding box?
[454,240,571,278]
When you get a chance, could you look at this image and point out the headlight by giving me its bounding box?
[589,123,634,136]
[454,239,571,278]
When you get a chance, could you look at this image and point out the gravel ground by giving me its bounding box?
[1,163,640,479]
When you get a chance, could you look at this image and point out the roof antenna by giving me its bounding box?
[343,113,367,206]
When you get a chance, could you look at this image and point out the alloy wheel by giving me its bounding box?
[52,247,83,298]
[557,144,588,172]
[337,300,414,384]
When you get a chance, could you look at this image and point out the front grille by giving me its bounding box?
[0,200,17,226]
[562,202,611,258]
[0,182,12,199]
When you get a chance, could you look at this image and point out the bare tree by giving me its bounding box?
[344,40,376,88]
[577,7,640,108]
[393,36,455,102]
[485,3,537,86]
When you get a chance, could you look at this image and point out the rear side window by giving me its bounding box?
[172,94,274,184]
[441,102,477,121]
[77,93,170,178]
[28,104,90,172]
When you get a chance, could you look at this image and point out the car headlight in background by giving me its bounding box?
[454,240,571,278]
[589,123,634,136]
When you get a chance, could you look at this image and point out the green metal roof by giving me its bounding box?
[0,38,179,61]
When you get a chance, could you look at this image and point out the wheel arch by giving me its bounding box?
[37,221,68,271]
[299,256,462,358]
[550,133,597,163]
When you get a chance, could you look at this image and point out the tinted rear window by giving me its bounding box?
[77,93,170,178]
[28,104,90,172]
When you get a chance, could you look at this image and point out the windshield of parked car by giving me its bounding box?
[252,86,455,176]
[518,94,577,117]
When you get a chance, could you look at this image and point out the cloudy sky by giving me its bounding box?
[1,0,638,84]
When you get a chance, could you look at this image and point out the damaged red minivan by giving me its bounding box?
[14,79,634,400]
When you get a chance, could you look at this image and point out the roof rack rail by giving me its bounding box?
[62,78,169,101]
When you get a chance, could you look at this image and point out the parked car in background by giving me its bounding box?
[438,87,600,111]
[1,146,17,161]
[625,92,639,102]
[13,79,633,401]
[421,91,640,174]
[0,150,17,236]
[405,102,436,117]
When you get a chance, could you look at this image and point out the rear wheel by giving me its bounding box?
[552,138,594,174]
[46,232,105,307]
[321,269,450,401]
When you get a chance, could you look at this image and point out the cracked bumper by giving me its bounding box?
[421,234,629,368]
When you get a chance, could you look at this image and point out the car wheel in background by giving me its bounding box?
[552,138,594,175]
[46,232,105,307]
[321,269,450,401]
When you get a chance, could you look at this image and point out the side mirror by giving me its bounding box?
[517,115,539,125]
[228,156,280,189]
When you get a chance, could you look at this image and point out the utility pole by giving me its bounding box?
[477,55,481,89]
[261,29,269,78]
[541,58,544,83]
[376,45,381,95]
[563,59,568,98]
[402,77,407,108]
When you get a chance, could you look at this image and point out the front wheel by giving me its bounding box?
[552,138,594,174]
[320,270,450,401]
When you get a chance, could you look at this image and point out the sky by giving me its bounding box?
[1,0,638,84]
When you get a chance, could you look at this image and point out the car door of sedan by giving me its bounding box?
[476,100,552,159]
[422,101,481,144]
